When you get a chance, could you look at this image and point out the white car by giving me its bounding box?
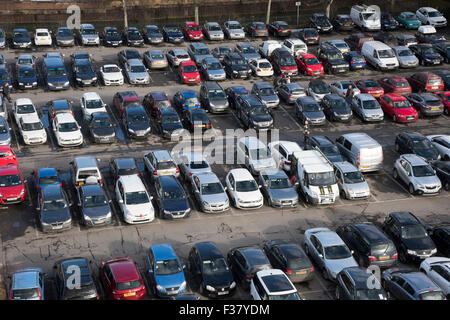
[236,136,277,175]
[52,113,83,147]
[115,175,154,224]
[268,140,303,172]
[225,168,264,210]
[281,38,307,57]
[13,98,38,125]
[100,64,124,86]
[248,58,274,77]
[427,135,450,161]
[80,92,107,119]
[329,81,361,98]
[304,227,358,281]
[416,7,447,28]
[419,257,450,298]
[250,269,301,300]
[34,28,52,46]
[166,49,191,67]
[175,152,212,180]
[18,114,47,145]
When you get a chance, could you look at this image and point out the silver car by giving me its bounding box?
[393,154,442,195]
[143,50,168,69]
[176,152,212,180]
[392,46,419,68]
[329,81,361,97]
[144,150,179,180]
[251,82,280,108]
[258,169,298,208]
[277,83,306,104]
[350,94,384,122]
[187,43,213,66]
[235,43,261,62]
[203,22,224,41]
[166,48,191,67]
[333,161,370,200]
[0,96,7,120]
[124,59,150,85]
[223,21,245,39]
[190,172,230,213]
[0,116,11,145]
[200,57,226,81]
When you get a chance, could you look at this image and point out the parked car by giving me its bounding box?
[250,269,301,300]
[257,169,298,208]
[321,94,353,122]
[189,172,229,213]
[109,157,139,182]
[199,81,229,113]
[235,42,261,62]
[52,113,83,148]
[199,57,226,81]
[251,82,279,109]
[329,80,360,98]
[355,79,384,98]
[225,168,264,210]
[306,79,330,102]
[344,51,366,70]
[435,91,450,115]
[427,225,450,256]
[36,185,72,232]
[173,90,201,111]
[270,48,298,76]
[268,21,291,37]
[72,58,97,87]
[15,65,38,90]
[333,161,370,200]
[373,32,398,47]
[18,114,47,145]
[433,71,450,90]
[122,105,151,139]
[0,145,18,167]
[223,21,245,39]
[143,50,168,69]
[381,12,399,30]
[296,28,319,45]
[183,21,203,41]
[76,183,112,227]
[123,27,144,47]
[162,25,184,43]
[404,93,444,117]
[378,76,412,95]
[267,140,302,173]
[225,86,250,109]
[7,268,45,300]
[203,22,224,41]
[410,44,444,66]
[123,59,150,85]
[427,135,450,160]
[378,93,418,123]
[154,107,184,140]
[142,25,164,44]
[419,257,450,298]
[395,132,441,161]
[181,108,211,132]
[143,149,179,179]
[310,13,333,33]
[0,116,11,146]
[118,49,142,66]
[336,267,387,300]
[317,43,349,74]
[326,39,351,54]
[277,83,306,105]
[187,43,213,66]
[177,60,200,85]
[12,29,32,49]
[235,94,273,130]
[305,135,345,163]
[100,64,124,86]
[76,24,100,46]
[397,34,418,47]
[407,72,444,92]
[79,92,107,121]
[397,12,422,29]
[236,136,277,175]
[245,21,268,38]
[433,42,450,63]
[415,7,447,28]
[295,96,326,125]
[143,91,172,117]
[296,53,323,76]
[222,52,251,79]
[56,27,75,46]
[331,14,355,31]
[113,91,140,116]
[175,152,212,181]
[166,48,191,67]
[211,46,232,62]
[345,33,374,51]
[153,175,191,219]
[102,27,122,47]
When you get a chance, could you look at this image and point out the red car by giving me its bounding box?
[296,53,324,76]
[379,93,418,123]
[113,91,140,116]
[0,146,18,167]
[178,61,200,84]
[407,72,444,93]
[143,91,172,117]
[355,79,384,98]
[0,165,26,205]
[377,76,412,95]
[270,48,298,76]
[99,257,147,300]
[183,21,203,41]
[435,91,450,115]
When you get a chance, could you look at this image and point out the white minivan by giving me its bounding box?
[361,41,399,71]
[350,5,381,31]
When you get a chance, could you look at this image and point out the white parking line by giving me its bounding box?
[278,104,303,130]
[385,172,415,197]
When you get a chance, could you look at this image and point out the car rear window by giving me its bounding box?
[118,167,138,176]
[116,280,142,291]
[39,176,59,185]
[370,242,394,255]
[261,274,294,292]
[77,169,99,180]
[427,78,442,85]
[0,151,11,158]
[419,291,446,300]
[12,288,40,300]
[157,160,176,170]
[190,160,209,169]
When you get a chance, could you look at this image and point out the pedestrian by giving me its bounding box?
[2,82,11,103]
[303,120,310,144]
[345,85,355,103]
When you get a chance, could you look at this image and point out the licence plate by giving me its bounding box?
[296,270,307,274]
[433,61,439,64]
[218,291,228,295]
[432,107,439,110]
[361,165,370,169]
[162,171,171,175]
[8,198,18,201]
[379,255,389,260]
[431,86,438,90]
[263,69,269,71]
[79,182,84,186]
[53,225,63,230]
[124,292,136,297]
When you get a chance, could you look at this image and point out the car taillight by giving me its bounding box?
[277,29,282,32]
[285,269,292,274]
[246,273,252,280]
[351,61,355,64]
[36,185,41,189]
[257,69,261,72]
[289,94,293,98]
[363,60,366,63]
[189,172,193,176]
[288,29,292,32]
[357,152,360,165]
[153,170,158,176]
[176,168,179,173]
[368,255,377,261]
[99,179,103,185]
[392,253,398,259]
[310,266,314,272]
[38,289,42,300]
[266,29,268,32]
[75,181,79,186]
[174,58,178,61]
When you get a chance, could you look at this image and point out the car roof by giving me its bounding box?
[341,132,380,147]
[191,42,207,48]
[114,157,136,169]
[179,152,207,162]
[402,131,426,139]
[179,90,197,98]
[173,48,188,54]
[385,93,407,101]
[118,91,139,98]
[20,114,41,124]
[254,81,273,89]
[352,223,389,243]
[275,140,303,152]
[82,92,101,100]
[0,165,20,176]
[238,136,267,148]
[401,272,441,291]
[60,258,92,284]
[298,96,318,104]
[259,168,288,179]
[12,270,40,289]
[228,52,243,59]
[400,154,428,166]
[108,259,140,282]
[74,156,97,168]
[314,231,345,246]
[238,246,268,264]
[15,98,33,105]
[193,172,220,184]
[343,267,373,289]
[333,161,358,173]
[150,149,173,161]
[42,184,63,199]
[203,81,222,90]
[389,211,420,225]
[51,99,70,108]
[118,175,146,192]
[37,168,58,176]
[80,184,105,196]
[55,113,76,123]
[257,269,296,294]
[194,241,223,259]
[125,105,146,114]
[159,175,182,190]
[151,243,177,260]
[128,59,145,66]
[311,135,334,146]
[229,168,254,181]
[326,93,345,101]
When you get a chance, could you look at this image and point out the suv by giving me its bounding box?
[77,24,100,46]
[7,268,45,300]
[235,94,273,130]
[317,43,349,74]
[395,132,440,161]
[381,212,437,263]
[270,48,298,76]
[310,13,333,33]
[144,149,179,179]
[199,81,229,113]
[404,93,444,117]
[69,156,102,187]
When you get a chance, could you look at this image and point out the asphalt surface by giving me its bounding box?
[0,27,449,300]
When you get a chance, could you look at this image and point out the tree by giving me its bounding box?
[325,0,334,18]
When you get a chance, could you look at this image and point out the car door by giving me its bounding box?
[192,175,202,204]
[102,265,115,298]
[226,173,236,202]
[380,96,393,116]
[387,275,406,299]
[54,263,64,299]
[230,251,246,282]
[427,265,449,291]
[115,180,125,212]
[340,273,355,300]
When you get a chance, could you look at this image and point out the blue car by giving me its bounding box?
[32,168,62,192]
[225,86,250,109]
[16,65,38,90]
[146,243,187,297]
[381,12,399,30]
[173,90,201,111]
[344,51,366,70]
[8,268,45,300]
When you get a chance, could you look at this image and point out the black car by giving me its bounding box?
[72,58,97,87]
[310,13,333,33]
[222,53,251,79]
[380,12,399,30]
[331,14,355,31]
[37,185,72,233]
[225,86,250,109]
[317,43,349,74]
[395,132,441,161]
[12,29,32,49]
[245,22,268,38]
[182,108,211,132]
[304,135,345,163]
[433,42,450,63]
[122,105,151,139]
[409,44,444,66]
[154,106,184,139]
[432,70,450,90]
[336,267,388,300]
[336,223,398,268]
[56,27,75,47]
[427,225,450,257]
[263,240,314,283]
[110,157,139,182]
[15,65,38,90]
[373,32,398,47]
[142,25,164,44]
[117,49,142,67]
[124,27,144,47]
[85,111,116,144]
[188,241,236,298]
[415,31,446,45]
[404,93,444,117]
[154,175,191,219]
[102,27,122,47]
[295,28,319,45]
[268,21,291,37]
[381,211,437,263]
[162,25,184,44]
[76,184,112,227]
[54,257,99,300]
[226,246,272,290]
[235,94,273,130]
[431,161,450,191]
[321,94,353,122]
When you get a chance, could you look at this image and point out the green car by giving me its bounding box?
[397,12,422,29]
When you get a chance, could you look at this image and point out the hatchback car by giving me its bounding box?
[355,79,384,98]
[0,116,11,146]
[52,113,83,148]
[178,61,200,85]
[395,132,440,161]
[223,21,245,39]
[333,161,370,200]
[310,13,333,33]
[410,44,444,66]
[225,86,250,109]
[248,58,273,77]
[295,96,326,125]
[12,29,32,49]
[144,149,179,180]
[250,269,301,300]
[176,152,212,180]
[245,21,268,38]
[211,46,232,62]
[427,225,450,257]
[379,93,418,123]
[296,53,324,76]
[154,175,191,219]
[7,268,44,300]
[110,157,139,182]
[251,82,279,109]
[404,93,444,117]
[0,146,17,167]
[189,172,229,213]
[18,114,47,145]
[258,169,298,208]
[76,184,112,227]
[329,80,361,98]
[32,168,62,192]
[407,72,444,92]
[200,57,226,81]
[182,108,212,133]
[36,184,72,232]
[277,83,306,105]
[392,46,420,68]
[16,65,38,90]
[143,50,168,69]
[154,107,184,140]
[166,48,191,66]
[419,257,450,298]
[187,42,213,66]
[321,94,353,122]
[296,28,320,45]
[118,49,142,66]
[350,93,384,122]
[142,25,164,44]
[335,267,387,300]
[344,51,366,70]
[332,14,355,31]
[86,112,116,144]
[306,79,331,102]
[267,140,303,173]
[378,76,412,95]
[235,43,261,62]
[203,22,224,41]
[222,53,251,79]
[225,168,264,210]
[72,58,97,87]
[122,105,151,139]
[236,136,277,175]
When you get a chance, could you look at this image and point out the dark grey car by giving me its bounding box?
[56,27,75,47]
[235,43,261,62]
[76,184,112,227]
[37,185,72,233]
[258,169,298,208]
[251,82,280,109]
[295,96,326,125]
[321,94,353,122]
[199,81,229,113]
[336,267,387,300]
[277,83,306,104]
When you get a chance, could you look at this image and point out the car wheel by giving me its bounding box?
[444,155,450,161]
[395,142,400,153]
[335,286,340,300]
[420,59,425,66]
[444,108,449,116]
[444,181,450,191]
[393,168,399,180]
[322,268,329,281]
[408,184,415,195]
[304,243,310,255]
[399,249,408,264]
[340,189,347,200]
[267,197,272,207]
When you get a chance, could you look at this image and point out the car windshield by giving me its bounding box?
[155,259,182,275]
[303,29,317,37]
[303,103,321,112]
[147,27,159,33]
[236,180,258,192]
[401,225,428,239]
[364,80,379,87]
[279,57,296,66]
[127,30,141,40]
[18,69,36,78]
[334,42,348,49]
[231,58,246,66]
[269,177,292,189]
[324,245,352,259]
[394,81,410,88]
[106,30,120,37]
[86,99,103,109]
[412,165,435,177]
[183,65,197,73]
[321,145,340,155]
[43,199,67,211]
[343,171,365,184]
[128,112,148,124]
[59,122,78,132]
[208,89,226,99]
[47,67,66,77]
[84,194,108,208]
[11,288,40,300]
[202,258,229,275]
[355,289,387,300]
[419,291,445,300]
[0,70,8,80]
[425,98,442,106]
[184,97,199,105]
[17,104,35,114]
[0,124,7,134]
[307,171,336,186]
[229,23,242,30]
[0,174,21,187]
[82,29,97,35]
[37,32,49,37]
[196,48,210,55]
[250,106,269,115]
[305,57,320,65]
[412,138,433,150]
[177,54,190,59]
[420,47,436,54]
[209,25,221,31]
[125,191,149,205]
[166,27,180,33]
[404,13,417,20]
[161,115,180,124]
[22,121,43,131]
[362,12,376,20]
[39,176,59,185]
[130,65,146,73]
[377,49,395,59]
[312,83,329,94]
[191,112,209,122]
[259,87,276,96]
[362,100,380,109]
[188,25,201,31]
[162,189,185,201]
[201,182,224,195]
[58,29,72,37]
[428,11,442,18]
[242,46,257,54]
[18,58,32,65]
[14,32,29,40]
[104,66,120,73]
[92,117,112,128]
[116,280,141,291]
[393,100,411,108]
[249,147,271,160]
[155,100,170,108]
[207,62,223,70]
[328,52,344,60]
[330,99,349,110]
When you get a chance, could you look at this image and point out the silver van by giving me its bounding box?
[69,156,102,187]
[335,133,383,173]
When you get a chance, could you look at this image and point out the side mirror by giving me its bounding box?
[351,250,354,255]
[224,187,227,191]
[195,190,200,194]
[182,264,186,270]
[119,199,123,204]
[150,196,154,200]
[258,185,262,189]
[108,200,112,203]
[318,253,323,258]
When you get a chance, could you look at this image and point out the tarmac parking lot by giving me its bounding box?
[0,27,449,300]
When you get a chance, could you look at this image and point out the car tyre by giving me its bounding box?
[322,268,329,281]
[398,249,408,263]
[444,181,449,191]
[393,114,397,123]
[395,142,400,153]
[408,183,415,195]
[393,168,399,180]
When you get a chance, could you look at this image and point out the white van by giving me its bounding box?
[350,5,381,31]
[335,133,383,173]
[361,41,399,71]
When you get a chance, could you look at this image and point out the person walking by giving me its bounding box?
[345,84,355,104]
[303,120,310,145]
[2,82,11,103]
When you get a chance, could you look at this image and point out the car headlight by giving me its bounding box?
[184,208,191,215]
[179,281,187,290]
[407,249,416,255]
[128,128,135,133]
[238,198,244,203]
[33,82,37,85]
[183,75,187,79]
[156,285,166,292]
[20,189,25,196]
[92,77,97,81]
[233,71,238,74]
[84,215,92,221]
[76,78,82,81]
[202,201,209,208]
[307,68,313,72]
[206,285,216,292]
[64,81,70,86]
[230,281,236,289]
[18,82,24,86]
